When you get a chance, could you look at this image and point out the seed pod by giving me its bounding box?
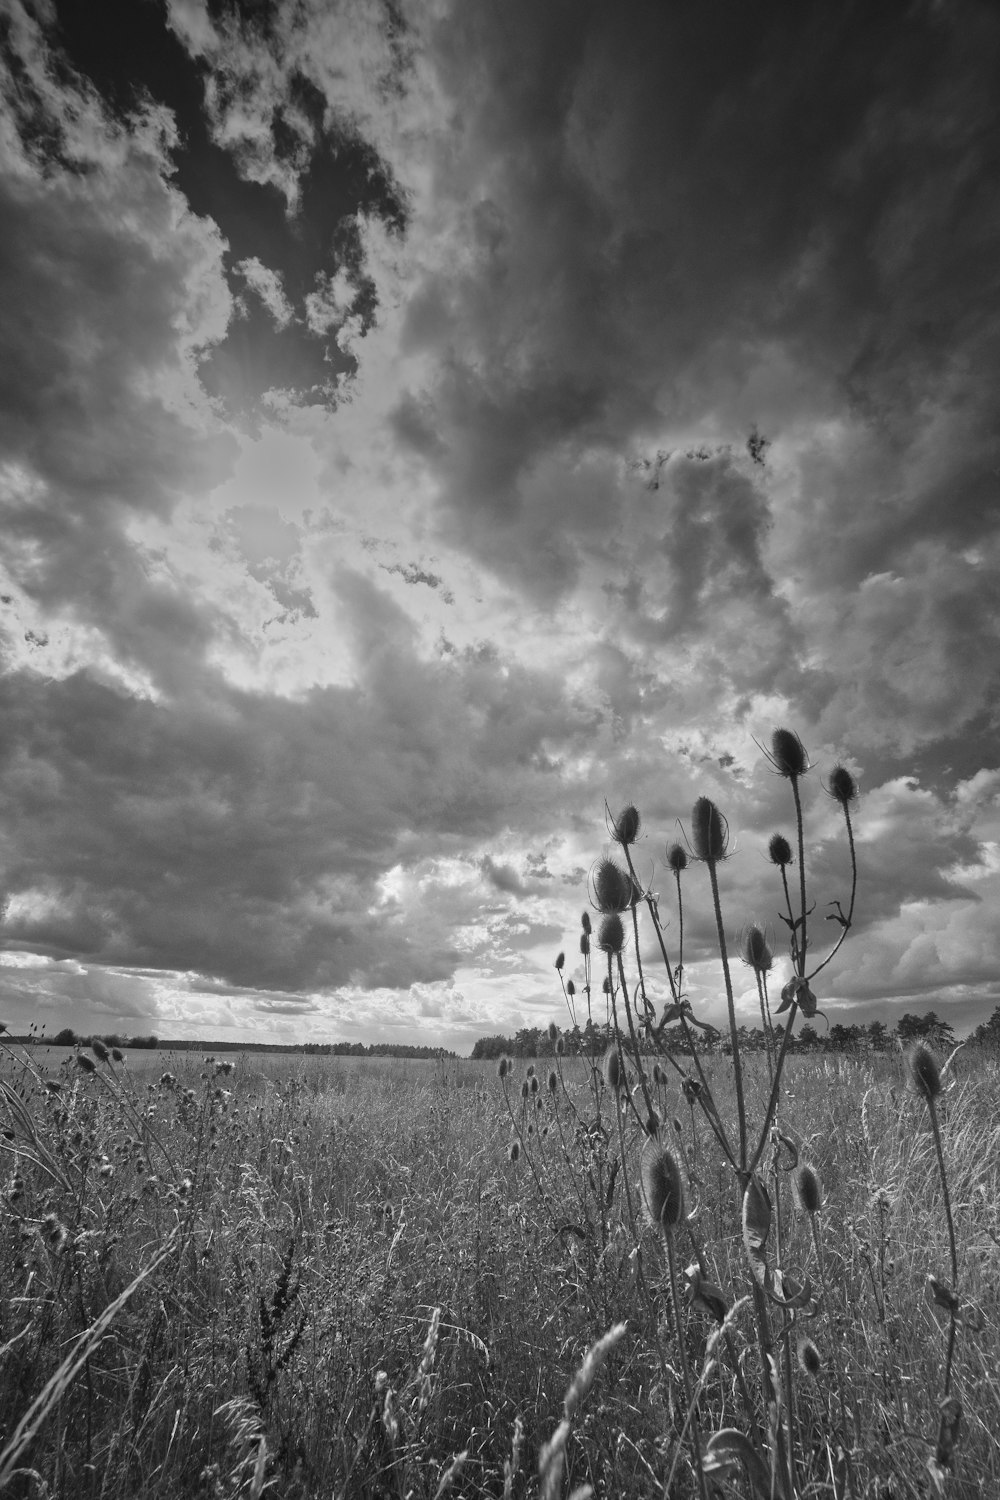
[768,833,792,866]
[555,951,565,971]
[603,1047,622,1091]
[592,857,634,913]
[828,765,858,804]
[112,1048,124,1063]
[497,1056,509,1081]
[907,1042,942,1101]
[797,1338,822,1378]
[640,1137,685,1231]
[614,804,641,846]
[566,979,575,997]
[530,1075,540,1095]
[581,911,592,935]
[548,1021,559,1042]
[555,1036,565,1056]
[580,932,590,956]
[76,1053,96,1074]
[645,1109,660,1136]
[521,1079,529,1100]
[795,1163,823,1215]
[597,913,625,954]
[91,1039,110,1063]
[770,729,808,778]
[548,1070,558,1094]
[690,798,728,862]
[509,1141,520,1163]
[665,843,688,873]
[652,1063,665,1086]
[741,923,772,974]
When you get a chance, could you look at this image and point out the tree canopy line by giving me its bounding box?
[471,1007,1000,1061]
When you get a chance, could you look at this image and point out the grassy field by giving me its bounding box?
[0,1039,997,1498]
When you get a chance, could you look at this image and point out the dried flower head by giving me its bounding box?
[640,1137,685,1231]
[530,1074,540,1095]
[76,1052,96,1074]
[592,857,635,914]
[652,1062,666,1086]
[603,1047,622,1091]
[111,1048,124,1063]
[741,923,773,974]
[497,1056,509,1081]
[555,951,565,971]
[797,1338,822,1378]
[548,1070,558,1095]
[645,1109,660,1136]
[665,843,688,874]
[795,1163,823,1215]
[769,729,809,778]
[597,913,626,954]
[580,932,590,956]
[613,804,641,846]
[566,979,575,997]
[907,1042,942,1101]
[768,833,792,867]
[91,1039,110,1063]
[520,1079,530,1100]
[828,765,859,805]
[581,911,592,935]
[602,975,611,994]
[690,797,728,863]
[509,1140,520,1163]
[548,1021,559,1042]
[681,1077,702,1105]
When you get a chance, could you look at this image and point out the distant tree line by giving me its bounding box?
[471,1009,971,1060]
[37,1031,455,1059]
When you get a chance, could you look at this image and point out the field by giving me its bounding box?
[0,1040,998,1498]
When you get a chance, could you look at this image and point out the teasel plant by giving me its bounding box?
[538,728,881,1498]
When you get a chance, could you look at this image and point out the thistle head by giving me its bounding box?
[769,728,809,778]
[592,857,635,914]
[768,833,792,867]
[640,1137,685,1232]
[597,913,625,955]
[828,764,859,805]
[740,922,773,974]
[665,843,688,874]
[907,1042,942,1101]
[795,1162,823,1215]
[690,797,728,863]
[613,804,641,846]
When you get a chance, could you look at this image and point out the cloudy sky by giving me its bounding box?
[0,0,998,1051]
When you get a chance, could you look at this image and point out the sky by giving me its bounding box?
[0,0,998,1053]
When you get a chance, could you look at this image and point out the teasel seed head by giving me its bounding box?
[795,1163,823,1215]
[555,951,565,971]
[521,1079,529,1100]
[566,979,575,997]
[828,764,859,805]
[907,1042,942,1101]
[640,1137,686,1232]
[91,1039,110,1063]
[581,911,592,935]
[690,797,728,863]
[580,932,590,956]
[652,1062,666,1086]
[768,833,793,867]
[112,1047,124,1063]
[597,912,626,954]
[509,1140,520,1163]
[797,1338,822,1378]
[741,922,773,974]
[613,804,641,846]
[548,1021,559,1042]
[602,975,611,994]
[555,1035,565,1056]
[770,728,809,778]
[592,857,635,914]
[644,1109,660,1136]
[530,1074,540,1095]
[76,1052,96,1073]
[548,1070,558,1095]
[497,1056,509,1081]
[666,843,688,874]
[603,1047,622,1091]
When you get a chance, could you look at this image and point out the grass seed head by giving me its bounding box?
[690,797,728,862]
[907,1042,942,1101]
[768,833,792,866]
[640,1137,685,1232]
[770,728,809,778]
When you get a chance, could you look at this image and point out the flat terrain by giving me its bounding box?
[0,1042,997,1496]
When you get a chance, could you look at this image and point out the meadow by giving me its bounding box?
[0,1039,997,1498]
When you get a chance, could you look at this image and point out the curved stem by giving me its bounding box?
[707,855,747,1172]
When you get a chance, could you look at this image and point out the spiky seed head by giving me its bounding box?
[580,932,590,956]
[509,1140,520,1163]
[681,1076,702,1105]
[76,1052,96,1073]
[497,1056,509,1081]
[770,728,808,778]
[555,1035,565,1056]
[690,797,728,862]
[530,1074,540,1095]
[548,1070,558,1094]
[581,911,592,935]
[768,833,793,866]
[112,1047,124,1062]
[828,765,859,804]
[548,1021,559,1042]
[795,1163,823,1215]
[641,1137,685,1232]
[597,913,626,954]
[555,951,565,971]
[614,804,641,846]
[526,1063,535,1077]
[91,1039,110,1063]
[797,1338,822,1378]
[644,1109,660,1136]
[41,1213,68,1251]
[666,843,688,874]
[592,857,634,914]
[566,979,575,997]
[603,1047,622,1091]
[652,1062,665,1085]
[907,1042,942,1101]
[521,1079,529,1100]
[741,923,773,973]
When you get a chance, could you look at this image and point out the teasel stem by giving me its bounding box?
[706,854,747,1173]
[755,969,775,1085]
[790,773,809,977]
[499,1074,546,1201]
[615,952,657,1129]
[620,846,654,1021]
[926,1090,960,1398]
[808,798,858,984]
[769,1144,799,1493]
[746,1002,799,1182]
[662,1225,711,1500]
[809,1214,857,1496]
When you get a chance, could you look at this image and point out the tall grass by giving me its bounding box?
[0,734,996,1495]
